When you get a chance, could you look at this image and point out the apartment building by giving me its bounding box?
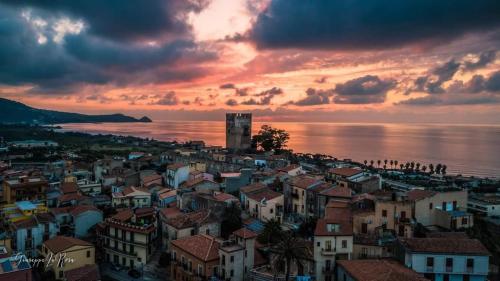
[285,175,323,217]
[9,213,58,257]
[101,208,157,269]
[111,186,151,208]
[165,163,190,189]
[241,185,284,223]
[3,176,48,204]
[468,194,500,217]
[396,237,489,281]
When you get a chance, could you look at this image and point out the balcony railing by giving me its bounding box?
[321,248,336,255]
[426,266,434,272]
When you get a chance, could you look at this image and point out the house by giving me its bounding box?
[314,203,353,281]
[163,210,220,253]
[70,205,103,238]
[170,234,220,281]
[76,179,101,196]
[306,182,336,218]
[180,191,239,212]
[284,175,323,218]
[111,186,151,208]
[221,169,252,194]
[408,189,473,230]
[242,187,284,223]
[3,176,48,204]
[9,213,58,257]
[157,189,177,208]
[101,208,157,268]
[328,168,381,193]
[336,259,428,281]
[141,174,162,188]
[277,164,305,176]
[467,194,500,217]
[165,163,190,189]
[0,250,32,281]
[219,228,257,281]
[40,236,95,280]
[396,237,490,281]
[317,186,353,218]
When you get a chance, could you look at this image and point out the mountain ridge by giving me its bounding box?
[0,98,152,124]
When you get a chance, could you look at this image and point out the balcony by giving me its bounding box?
[321,248,336,256]
[426,266,434,272]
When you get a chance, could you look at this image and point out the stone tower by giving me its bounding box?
[226,113,252,151]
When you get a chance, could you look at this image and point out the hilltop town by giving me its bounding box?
[0,113,499,281]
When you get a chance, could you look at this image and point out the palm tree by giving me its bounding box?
[436,163,442,174]
[258,218,284,245]
[383,164,387,170]
[416,162,421,171]
[270,233,310,281]
[394,160,399,169]
[377,160,381,168]
[410,161,415,171]
[399,163,404,170]
[422,165,427,173]
[384,159,388,167]
[390,160,394,169]
[364,160,368,166]
[370,160,374,167]
[429,163,434,174]
[442,164,447,175]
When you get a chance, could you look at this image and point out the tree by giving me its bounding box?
[258,218,284,245]
[270,233,310,281]
[390,160,394,169]
[370,160,374,167]
[377,160,381,168]
[442,164,447,175]
[436,163,442,174]
[429,163,434,174]
[221,202,242,238]
[399,163,404,170]
[422,165,427,173]
[394,160,399,169]
[252,125,290,153]
[364,160,368,166]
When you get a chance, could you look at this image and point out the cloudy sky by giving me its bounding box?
[1,0,499,123]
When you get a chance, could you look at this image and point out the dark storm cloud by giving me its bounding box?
[287,88,334,106]
[408,59,462,95]
[333,75,396,104]
[0,5,216,93]
[250,0,500,50]
[225,99,238,106]
[0,0,209,41]
[219,83,236,89]
[150,91,179,105]
[241,87,283,105]
[398,71,500,106]
[464,50,497,71]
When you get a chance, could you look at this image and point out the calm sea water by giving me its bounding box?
[57,121,500,178]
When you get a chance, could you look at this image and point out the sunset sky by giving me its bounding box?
[1,0,499,123]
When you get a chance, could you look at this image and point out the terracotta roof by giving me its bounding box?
[70,205,101,216]
[246,188,283,202]
[213,192,238,202]
[112,209,134,222]
[171,234,219,262]
[337,259,429,281]
[61,182,79,194]
[122,186,150,196]
[44,236,92,253]
[401,238,490,255]
[65,264,100,281]
[181,178,216,189]
[278,164,300,172]
[134,207,155,217]
[142,174,162,184]
[240,182,267,194]
[159,207,182,220]
[406,189,436,201]
[167,163,188,171]
[289,175,322,189]
[167,210,214,229]
[315,217,353,236]
[58,193,88,203]
[321,186,353,198]
[51,206,73,215]
[425,232,469,239]
[329,167,363,177]
[233,228,258,239]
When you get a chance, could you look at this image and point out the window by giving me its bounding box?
[245,250,247,257]
[59,271,64,278]
[221,255,225,264]
[172,251,176,261]
[206,229,210,235]
[446,258,453,272]
[317,242,320,247]
[467,258,474,272]
[426,257,434,271]
[429,202,433,209]
[191,229,195,235]
[188,260,192,271]
[230,255,234,263]
[443,274,449,281]
[342,240,347,248]
[230,270,234,277]
[86,251,90,258]
[325,240,332,250]
[198,265,203,275]
[270,208,273,214]
[462,217,468,225]
[382,210,387,217]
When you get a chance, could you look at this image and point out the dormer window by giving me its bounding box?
[326,223,340,232]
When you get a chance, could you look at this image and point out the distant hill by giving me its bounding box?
[0,98,152,124]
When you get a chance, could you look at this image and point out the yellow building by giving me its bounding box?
[40,236,95,280]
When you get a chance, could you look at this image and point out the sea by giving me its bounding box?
[57,121,500,178]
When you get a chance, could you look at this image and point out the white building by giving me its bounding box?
[165,163,190,189]
[242,187,284,223]
[468,194,500,217]
[112,186,151,208]
[314,206,353,281]
[219,228,256,281]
